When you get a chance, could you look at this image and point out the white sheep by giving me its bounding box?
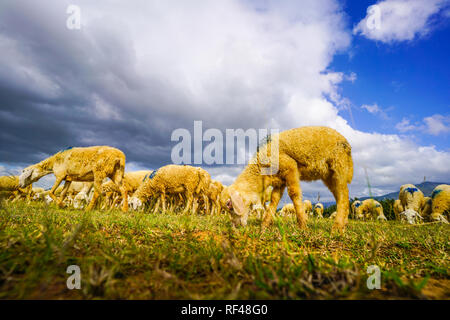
[221,126,353,233]
[130,165,211,214]
[19,146,128,212]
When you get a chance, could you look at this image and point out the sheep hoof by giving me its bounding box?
[331,223,345,235]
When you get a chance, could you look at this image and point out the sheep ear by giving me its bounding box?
[230,191,246,216]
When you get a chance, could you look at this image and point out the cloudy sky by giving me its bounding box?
[1,0,449,202]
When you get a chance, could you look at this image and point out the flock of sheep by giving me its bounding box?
[1,126,449,232]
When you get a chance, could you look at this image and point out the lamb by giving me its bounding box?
[18,146,128,212]
[399,184,424,213]
[313,203,324,218]
[221,126,353,233]
[430,184,450,223]
[353,199,386,221]
[130,165,211,214]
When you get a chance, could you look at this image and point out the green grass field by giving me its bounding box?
[0,201,449,299]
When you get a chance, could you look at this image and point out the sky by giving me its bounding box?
[0,0,449,202]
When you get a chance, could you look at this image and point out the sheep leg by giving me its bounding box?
[161,192,167,212]
[86,176,104,211]
[183,192,193,214]
[326,176,350,234]
[111,193,121,208]
[192,197,199,215]
[153,196,161,214]
[48,177,64,205]
[282,165,308,229]
[262,186,284,229]
[112,173,127,213]
[58,181,72,208]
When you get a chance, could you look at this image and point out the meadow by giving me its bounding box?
[0,201,449,299]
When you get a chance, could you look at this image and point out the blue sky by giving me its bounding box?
[331,0,450,150]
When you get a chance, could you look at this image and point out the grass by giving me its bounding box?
[0,201,449,299]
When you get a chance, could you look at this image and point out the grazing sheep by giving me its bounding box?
[18,146,128,212]
[73,182,95,209]
[351,200,362,219]
[393,199,404,220]
[221,126,353,233]
[399,184,424,213]
[430,184,450,223]
[329,211,337,219]
[313,203,324,218]
[419,197,432,221]
[303,200,313,216]
[130,165,211,214]
[354,199,386,221]
[0,175,32,201]
[252,203,266,219]
[204,180,224,215]
[0,175,20,191]
[101,171,153,209]
[279,203,295,216]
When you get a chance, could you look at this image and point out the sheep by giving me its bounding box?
[303,200,313,217]
[279,203,295,217]
[130,165,211,214]
[221,126,353,233]
[351,200,362,219]
[252,203,267,219]
[0,175,32,202]
[353,199,386,221]
[100,171,153,209]
[30,187,45,200]
[399,184,424,213]
[430,184,450,223]
[329,211,337,219]
[393,199,404,220]
[204,180,224,215]
[73,182,95,209]
[18,146,128,212]
[0,175,21,191]
[313,203,324,218]
[418,197,432,221]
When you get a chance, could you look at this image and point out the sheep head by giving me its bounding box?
[19,166,45,188]
[399,209,422,224]
[129,196,143,211]
[73,192,88,209]
[221,187,249,227]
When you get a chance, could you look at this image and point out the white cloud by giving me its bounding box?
[396,114,450,136]
[353,0,450,43]
[423,114,450,135]
[361,103,390,119]
[396,118,420,132]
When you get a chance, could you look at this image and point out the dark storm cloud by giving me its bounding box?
[0,0,190,169]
